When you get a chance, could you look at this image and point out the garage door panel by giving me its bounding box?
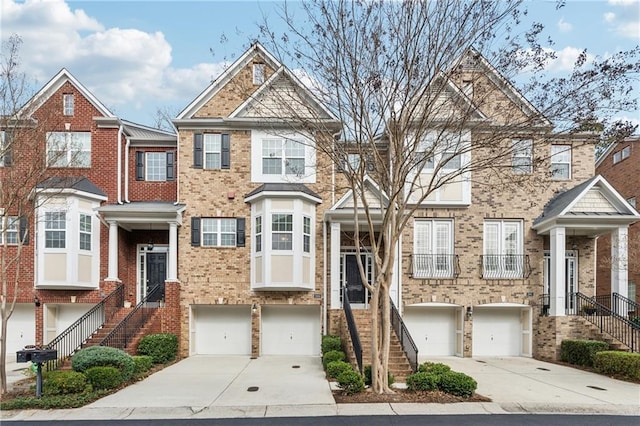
[472,308,521,356]
[262,306,320,356]
[1,304,36,355]
[404,307,456,357]
[193,306,251,355]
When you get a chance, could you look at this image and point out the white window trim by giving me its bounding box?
[550,145,571,180]
[203,133,222,170]
[44,211,66,250]
[0,215,19,245]
[253,63,265,84]
[413,219,454,278]
[303,216,311,254]
[255,216,262,253]
[145,152,167,181]
[271,213,294,251]
[251,130,316,183]
[0,131,5,167]
[483,220,524,279]
[46,131,91,168]
[63,94,74,116]
[512,139,533,174]
[201,218,237,247]
[79,213,92,251]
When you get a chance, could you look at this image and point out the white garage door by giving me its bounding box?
[1,304,36,356]
[261,305,321,356]
[472,308,522,356]
[192,305,251,355]
[404,307,458,357]
[45,304,93,343]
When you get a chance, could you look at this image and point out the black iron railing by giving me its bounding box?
[342,285,363,373]
[595,293,639,323]
[99,285,161,350]
[538,293,550,316]
[571,292,639,353]
[480,254,531,279]
[45,284,124,370]
[410,254,460,279]
[390,298,418,372]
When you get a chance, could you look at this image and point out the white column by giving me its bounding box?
[611,226,629,299]
[105,221,119,281]
[330,222,341,309]
[549,227,566,316]
[168,221,178,281]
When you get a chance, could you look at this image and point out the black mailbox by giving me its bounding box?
[16,348,57,363]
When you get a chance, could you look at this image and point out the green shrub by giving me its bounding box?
[137,333,178,364]
[84,366,123,390]
[418,362,451,375]
[322,350,346,369]
[133,355,154,375]
[43,371,89,395]
[560,339,609,367]
[326,361,353,379]
[336,369,365,395]
[321,335,342,354]
[593,351,640,381]
[363,365,395,386]
[0,389,111,410]
[72,346,136,380]
[406,371,439,391]
[438,371,477,398]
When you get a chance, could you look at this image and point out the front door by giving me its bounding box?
[146,252,166,302]
[344,254,368,305]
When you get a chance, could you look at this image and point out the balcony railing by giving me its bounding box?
[595,293,639,322]
[342,285,363,374]
[481,254,531,279]
[410,254,459,279]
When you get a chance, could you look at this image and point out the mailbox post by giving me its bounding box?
[16,348,58,397]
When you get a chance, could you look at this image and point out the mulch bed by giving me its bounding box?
[333,388,491,404]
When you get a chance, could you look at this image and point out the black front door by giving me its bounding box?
[345,254,367,304]
[146,253,166,302]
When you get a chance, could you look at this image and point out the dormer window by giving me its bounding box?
[63,94,74,116]
[253,63,265,84]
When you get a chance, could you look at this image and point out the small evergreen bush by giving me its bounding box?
[133,355,154,375]
[72,346,136,380]
[43,371,89,395]
[326,361,353,380]
[593,351,640,381]
[438,371,477,398]
[418,361,451,375]
[406,371,439,391]
[560,339,609,367]
[363,365,395,386]
[321,335,342,354]
[137,333,178,364]
[322,350,346,369]
[84,366,123,390]
[336,369,365,395]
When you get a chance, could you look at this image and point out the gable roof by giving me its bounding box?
[331,176,389,211]
[176,43,281,120]
[18,68,114,118]
[595,136,639,168]
[121,120,176,144]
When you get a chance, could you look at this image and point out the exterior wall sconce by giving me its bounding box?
[34,296,41,307]
[147,241,154,251]
[466,306,472,319]
[251,303,258,314]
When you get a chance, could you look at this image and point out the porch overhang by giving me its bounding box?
[532,214,640,236]
[97,201,186,231]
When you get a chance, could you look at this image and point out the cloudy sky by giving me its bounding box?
[1,0,639,128]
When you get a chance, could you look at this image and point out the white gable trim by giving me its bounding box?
[331,176,388,210]
[561,175,639,217]
[18,68,113,118]
[176,43,282,120]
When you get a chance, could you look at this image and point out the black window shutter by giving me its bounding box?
[221,134,231,169]
[191,217,201,246]
[193,133,203,168]
[135,151,145,180]
[236,218,245,247]
[3,131,12,166]
[166,151,175,181]
[19,216,28,245]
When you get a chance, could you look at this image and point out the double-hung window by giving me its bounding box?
[46,132,91,167]
[202,218,237,247]
[413,219,454,278]
[255,216,262,252]
[272,214,293,250]
[550,145,571,179]
[483,220,524,279]
[63,94,74,116]
[136,151,175,181]
[262,139,305,176]
[512,139,533,174]
[0,131,10,167]
[193,133,230,170]
[79,213,92,251]
[1,216,19,245]
[45,212,66,249]
[204,134,222,169]
[303,216,311,253]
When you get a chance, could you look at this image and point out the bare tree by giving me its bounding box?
[243,0,640,394]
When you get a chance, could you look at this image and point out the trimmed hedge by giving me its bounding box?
[72,346,136,380]
[336,369,365,395]
[418,362,451,375]
[84,366,123,390]
[406,372,439,391]
[560,339,609,367]
[326,361,354,380]
[438,371,477,398]
[322,350,346,369]
[43,371,89,396]
[593,351,640,381]
[363,365,394,386]
[133,355,154,375]
[321,335,342,354]
[137,333,178,364]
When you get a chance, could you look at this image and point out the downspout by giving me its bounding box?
[124,135,131,203]
[323,219,328,336]
[117,124,123,204]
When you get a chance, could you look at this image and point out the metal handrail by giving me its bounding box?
[389,298,418,372]
[342,286,363,373]
[572,292,638,353]
[410,254,460,279]
[99,285,161,350]
[480,254,531,279]
[45,284,124,370]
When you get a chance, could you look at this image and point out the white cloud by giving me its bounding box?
[603,12,616,22]
[605,0,640,39]
[608,0,639,6]
[540,47,596,73]
[557,17,573,32]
